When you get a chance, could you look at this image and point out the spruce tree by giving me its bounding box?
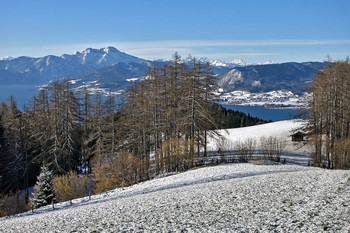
[32,165,55,209]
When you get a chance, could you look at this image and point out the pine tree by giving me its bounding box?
[32,165,55,209]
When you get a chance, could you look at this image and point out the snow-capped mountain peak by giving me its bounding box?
[257,60,274,65]
[211,59,229,67]
[83,47,99,54]
[81,46,121,56]
[103,46,119,54]
[196,57,246,68]
[0,46,150,86]
[0,56,13,61]
[231,59,246,66]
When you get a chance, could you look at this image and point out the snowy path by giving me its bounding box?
[1,164,349,232]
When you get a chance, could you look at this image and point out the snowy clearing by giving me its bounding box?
[207,120,312,165]
[208,120,306,151]
[1,164,349,232]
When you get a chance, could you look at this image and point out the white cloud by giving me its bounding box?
[113,39,350,49]
[93,39,350,61]
[192,52,278,57]
[123,47,193,60]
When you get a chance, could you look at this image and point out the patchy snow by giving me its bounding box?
[97,53,107,65]
[0,164,349,232]
[252,80,261,87]
[126,78,139,82]
[217,90,309,108]
[219,69,244,86]
[68,79,81,85]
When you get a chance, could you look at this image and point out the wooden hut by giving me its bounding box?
[291,131,305,142]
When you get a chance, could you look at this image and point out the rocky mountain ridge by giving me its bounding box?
[0,47,327,107]
[0,46,151,85]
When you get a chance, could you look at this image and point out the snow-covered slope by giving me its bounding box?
[208,120,312,165]
[208,120,306,150]
[0,164,349,232]
[217,68,243,88]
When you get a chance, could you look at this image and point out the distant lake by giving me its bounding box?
[221,104,301,122]
[0,85,38,109]
[0,85,123,110]
[0,85,301,121]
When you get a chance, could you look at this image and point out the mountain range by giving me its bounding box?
[217,61,326,95]
[0,47,151,85]
[0,47,249,85]
[0,46,327,106]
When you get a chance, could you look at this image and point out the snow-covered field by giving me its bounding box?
[1,164,349,232]
[208,120,312,165]
[208,120,305,150]
[1,120,348,232]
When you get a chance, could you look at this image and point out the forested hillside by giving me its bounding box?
[0,54,267,216]
[212,104,269,129]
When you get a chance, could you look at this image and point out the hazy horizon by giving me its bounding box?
[1,0,349,63]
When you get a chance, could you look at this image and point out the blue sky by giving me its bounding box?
[1,0,349,63]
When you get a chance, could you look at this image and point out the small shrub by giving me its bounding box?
[54,171,91,204]
[93,152,140,194]
[0,191,31,217]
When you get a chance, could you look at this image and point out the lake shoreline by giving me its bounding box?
[220,104,301,122]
